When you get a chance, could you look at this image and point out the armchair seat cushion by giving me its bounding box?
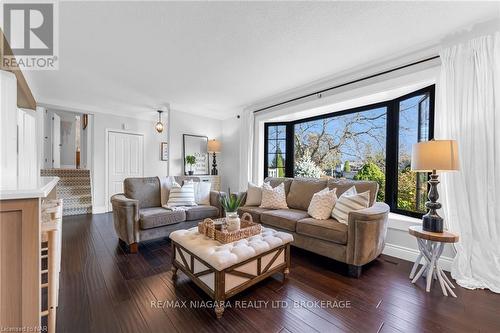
[185,205,219,221]
[237,206,272,223]
[261,209,309,232]
[139,208,186,230]
[296,217,347,244]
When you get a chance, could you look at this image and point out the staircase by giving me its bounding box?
[41,169,92,216]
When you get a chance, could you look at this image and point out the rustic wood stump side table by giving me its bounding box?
[408,226,459,297]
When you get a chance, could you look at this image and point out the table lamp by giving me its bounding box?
[208,139,221,175]
[411,140,459,233]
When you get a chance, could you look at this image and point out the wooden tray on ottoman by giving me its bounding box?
[198,212,261,244]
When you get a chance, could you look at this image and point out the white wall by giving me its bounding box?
[90,108,224,212]
[92,112,169,212]
[0,70,18,189]
[221,116,241,191]
[169,110,223,177]
[58,112,77,167]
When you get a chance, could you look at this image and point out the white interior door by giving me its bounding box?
[52,114,61,168]
[107,131,144,210]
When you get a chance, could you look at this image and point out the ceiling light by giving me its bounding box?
[155,110,164,133]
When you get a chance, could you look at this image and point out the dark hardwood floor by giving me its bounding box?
[56,213,500,333]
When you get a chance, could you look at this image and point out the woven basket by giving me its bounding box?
[198,213,261,244]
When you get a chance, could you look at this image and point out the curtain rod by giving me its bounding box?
[253,55,440,114]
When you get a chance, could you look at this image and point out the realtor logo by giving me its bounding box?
[1,1,59,70]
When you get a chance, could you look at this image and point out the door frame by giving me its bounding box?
[105,128,145,212]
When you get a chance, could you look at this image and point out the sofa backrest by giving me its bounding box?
[174,176,201,184]
[262,177,379,209]
[327,179,378,206]
[287,178,328,211]
[124,177,161,208]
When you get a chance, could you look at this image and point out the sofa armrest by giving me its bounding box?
[110,194,140,245]
[238,191,247,206]
[210,191,224,217]
[346,202,389,266]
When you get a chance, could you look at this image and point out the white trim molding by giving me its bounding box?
[383,242,454,272]
[92,206,107,214]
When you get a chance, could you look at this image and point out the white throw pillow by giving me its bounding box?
[245,182,262,206]
[307,188,337,220]
[195,182,211,205]
[331,190,370,224]
[166,182,197,207]
[259,182,288,209]
[184,180,211,205]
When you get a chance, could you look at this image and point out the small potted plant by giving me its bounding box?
[219,189,245,231]
[185,155,196,175]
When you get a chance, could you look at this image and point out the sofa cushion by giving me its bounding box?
[260,209,309,232]
[296,217,348,244]
[185,206,219,221]
[237,206,272,223]
[139,208,186,230]
[327,179,378,206]
[124,177,161,208]
[287,178,328,211]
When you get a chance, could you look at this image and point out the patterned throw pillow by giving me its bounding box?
[259,182,288,209]
[166,182,197,207]
[307,188,337,220]
[331,190,370,224]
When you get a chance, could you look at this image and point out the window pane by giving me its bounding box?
[278,140,286,153]
[276,126,287,139]
[268,154,276,167]
[268,126,277,140]
[397,93,430,213]
[294,107,387,200]
[267,140,277,153]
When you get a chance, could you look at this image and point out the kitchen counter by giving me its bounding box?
[0,176,59,200]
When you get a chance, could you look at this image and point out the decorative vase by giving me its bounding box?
[225,212,240,232]
[188,170,193,175]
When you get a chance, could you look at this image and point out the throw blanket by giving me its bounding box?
[163,206,189,212]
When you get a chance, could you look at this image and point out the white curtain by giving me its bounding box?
[436,32,500,292]
[238,109,255,191]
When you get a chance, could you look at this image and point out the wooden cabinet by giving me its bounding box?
[0,198,40,329]
[0,177,59,331]
[197,175,221,191]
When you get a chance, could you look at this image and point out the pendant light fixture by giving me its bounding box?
[155,110,164,133]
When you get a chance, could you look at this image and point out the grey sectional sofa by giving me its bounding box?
[111,176,222,253]
[237,177,390,277]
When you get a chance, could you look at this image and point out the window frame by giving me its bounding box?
[264,122,294,178]
[263,84,435,218]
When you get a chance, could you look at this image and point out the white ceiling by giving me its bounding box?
[24,1,499,120]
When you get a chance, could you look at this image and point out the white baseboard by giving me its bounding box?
[93,205,108,214]
[383,242,454,272]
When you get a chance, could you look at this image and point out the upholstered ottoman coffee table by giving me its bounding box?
[170,227,293,318]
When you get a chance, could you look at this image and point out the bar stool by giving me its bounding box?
[40,199,63,333]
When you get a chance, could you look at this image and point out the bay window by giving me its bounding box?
[263,85,435,217]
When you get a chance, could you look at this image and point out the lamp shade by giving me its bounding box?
[207,139,221,153]
[411,140,459,172]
